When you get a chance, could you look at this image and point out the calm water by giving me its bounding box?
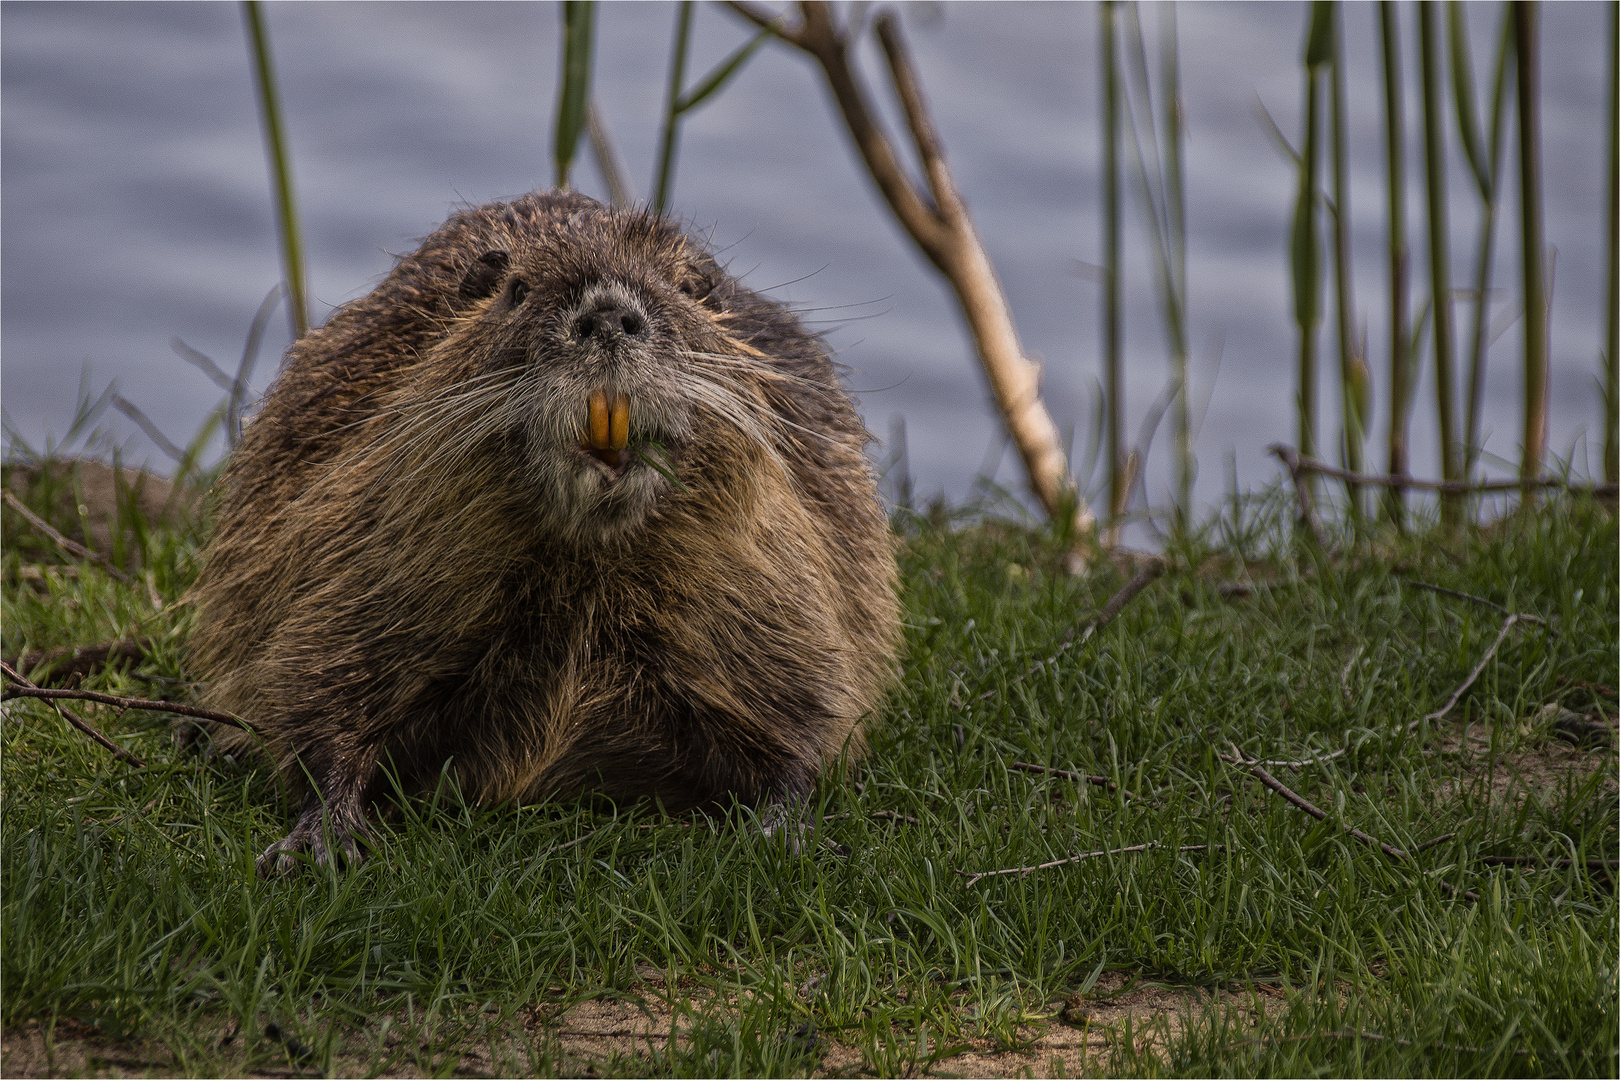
[1,1,1610,515]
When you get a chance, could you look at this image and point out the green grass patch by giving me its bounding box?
[2,467,1615,1077]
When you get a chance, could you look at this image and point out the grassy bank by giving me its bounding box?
[1,467,1615,1077]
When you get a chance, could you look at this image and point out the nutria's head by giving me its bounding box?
[385,195,790,546]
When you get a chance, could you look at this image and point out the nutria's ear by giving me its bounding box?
[458,251,511,303]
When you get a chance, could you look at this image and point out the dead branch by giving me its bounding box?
[1009,760,1134,800]
[1274,446,1618,495]
[5,638,153,686]
[1410,613,1534,731]
[2,488,132,584]
[1410,831,1457,853]
[0,667,254,732]
[1403,579,1553,632]
[1223,742,1479,901]
[726,1,1096,557]
[957,842,1215,887]
[1267,444,1327,547]
[1,661,145,767]
[974,559,1165,704]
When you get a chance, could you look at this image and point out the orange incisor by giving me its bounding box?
[587,389,630,451]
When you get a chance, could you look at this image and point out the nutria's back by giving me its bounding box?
[189,190,901,873]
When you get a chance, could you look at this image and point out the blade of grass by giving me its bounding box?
[553,1,596,191]
[241,1,308,341]
[1419,1,1463,526]
[1514,0,1547,496]
[1380,1,1413,527]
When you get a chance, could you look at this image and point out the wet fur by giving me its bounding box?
[188,191,901,872]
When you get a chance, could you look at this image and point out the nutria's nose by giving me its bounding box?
[574,304,646,344]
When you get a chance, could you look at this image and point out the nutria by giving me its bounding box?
[188,190,901,874]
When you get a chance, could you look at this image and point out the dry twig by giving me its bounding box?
[0,661,145,767]
[1268,444,1327,547]
[2,488,132,584]
[958,842,1216,887]
[0,669,253,732]
[1222,742,1479,901]
[1009,760,1134,800]
[1403,579,1553,632]
[725,0,1095,555]
[1273,447,1618,495]
[974,559,1165,703]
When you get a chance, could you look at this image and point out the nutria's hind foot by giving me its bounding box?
[256,792,370,877]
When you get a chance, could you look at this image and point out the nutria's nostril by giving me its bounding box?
[575,305,646,343]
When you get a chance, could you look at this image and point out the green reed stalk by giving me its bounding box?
[1453,3,1515,483]
[1162,4,1192,526]
[241,1,308,341]
[1419,2,1462,526]
[653,7,772,216]
[553,1,596,191]
[1380,2,1413,527]
[1329,2,1369,518]
[1606,1,1618,485]
[1292,3,1331,486]
[1102,0,1125,532]
[653,2,695,215]
[1514,0,1547,494]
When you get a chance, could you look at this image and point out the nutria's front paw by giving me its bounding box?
[256,814,367,877]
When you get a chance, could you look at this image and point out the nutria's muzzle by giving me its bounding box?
[584,388,630,469]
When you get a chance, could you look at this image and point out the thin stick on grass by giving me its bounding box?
[973,558,1164,704]
[1224,741,1480,901]
[0,662,145,767]
[1009,761,1134,800]
[0,669,254,733]
[1401,579,1553,631]
[1409,612,1538,730]
[957,842,1215,888]
[1479,855,1618,871]
[2,489,132,584]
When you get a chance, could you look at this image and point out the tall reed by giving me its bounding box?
[1418,1,1462,526]
[1101,0,1126,531]
[1328,1,1369,517]
[1451,3,1514,483]
[1514,0,1547,492]
[1120,3,1192,529]
[653,7,773,215]
[553,1,596,190]
[1291,3,1331,486]
[241,1,308,341]
[1379,1,1413,526]
[1606,0,1618,485]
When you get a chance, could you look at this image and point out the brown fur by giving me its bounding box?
[188,191,901,873]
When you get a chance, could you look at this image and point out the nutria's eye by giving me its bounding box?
[458,250,510,303]
[681,276,722,311]
[507,278,530,306]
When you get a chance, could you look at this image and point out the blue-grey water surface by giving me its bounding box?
[1,1,1610,517]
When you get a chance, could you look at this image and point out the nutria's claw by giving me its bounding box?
[255,817,367,877]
